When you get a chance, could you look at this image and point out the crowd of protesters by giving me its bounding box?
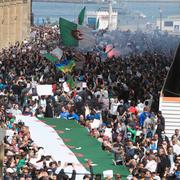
[0,25,180,180]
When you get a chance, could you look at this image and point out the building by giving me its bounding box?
[156,15,180,34]
[86,10,118,30]
[159,44,180,139]
[0,0,31,50]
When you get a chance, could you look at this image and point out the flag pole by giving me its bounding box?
[108,0,112,31]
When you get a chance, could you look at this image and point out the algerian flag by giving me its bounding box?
[78,6,86,25]
[66,74,75,89]
[43,47,63,63]
[16,115,88,179]
[59,17,95,48]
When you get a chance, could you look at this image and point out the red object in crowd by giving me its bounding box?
[7,113,13,119]
[52,84,57,93]
[103,136,109,141]
[128,106,138,115]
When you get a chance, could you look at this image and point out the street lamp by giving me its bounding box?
[108,0,113,31]
[159,8,162,31]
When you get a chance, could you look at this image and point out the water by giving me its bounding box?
[32,1,180,29]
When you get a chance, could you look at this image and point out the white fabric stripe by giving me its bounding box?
[15,115,89,179]
[78,25,96,48]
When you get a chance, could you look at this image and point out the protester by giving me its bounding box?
[1,24,180,179]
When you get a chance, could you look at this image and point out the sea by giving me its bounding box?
[32,1,180,30]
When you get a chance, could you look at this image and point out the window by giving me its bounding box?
[87,17,96,29]
[164,21,173,27]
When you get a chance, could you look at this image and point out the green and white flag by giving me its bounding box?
[43,47,63,63]
[59,17,95,48]
[78,6,86,25]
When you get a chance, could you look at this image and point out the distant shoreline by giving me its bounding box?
[32,0,180,3]
[32,0,97,3]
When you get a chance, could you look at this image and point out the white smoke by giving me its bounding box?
[97,30,180,57]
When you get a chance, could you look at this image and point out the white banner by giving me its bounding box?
[36,85,53,96]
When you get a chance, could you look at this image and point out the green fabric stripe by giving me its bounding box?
[66,74,75,89]
[39,118,129,179]
[59,18,78,47]
[78,7,86,25]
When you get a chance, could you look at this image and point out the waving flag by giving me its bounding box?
[55,59,76,73]
[78,6,86,25]
[43,47,63,63]
[66,74,75,89]
[96,18,99,29]
[59,17,95,48]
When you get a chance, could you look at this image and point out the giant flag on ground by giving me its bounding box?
[16,115,130,179]
[78,6,86,25]
[59,17,95,48]
[43,47,63,63]
[55,59,76,73]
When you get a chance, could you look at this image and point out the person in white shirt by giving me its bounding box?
[172,138,180,155]
[39,96,47,112]
[136,99,145,116]
[144,154,157,173]
[110,98,120,116]
[11,104,22,116]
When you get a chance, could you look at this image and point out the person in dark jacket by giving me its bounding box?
[157,147,171,178]
[45,101,54,118]
[156,111,165,137]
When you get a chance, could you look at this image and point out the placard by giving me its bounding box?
[36,85,53,96]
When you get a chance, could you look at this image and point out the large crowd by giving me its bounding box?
[0,25,180,180]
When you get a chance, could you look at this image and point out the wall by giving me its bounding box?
[156,18,180,33]
[0,0,31,50]
[86,11,118,30]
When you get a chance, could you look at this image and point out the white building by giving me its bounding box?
[86,10,118,30]
[156,15,180,33]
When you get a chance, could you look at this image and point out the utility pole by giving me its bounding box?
[108,0,113,31]
[159,8,162,31]
[30,0,34,26]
